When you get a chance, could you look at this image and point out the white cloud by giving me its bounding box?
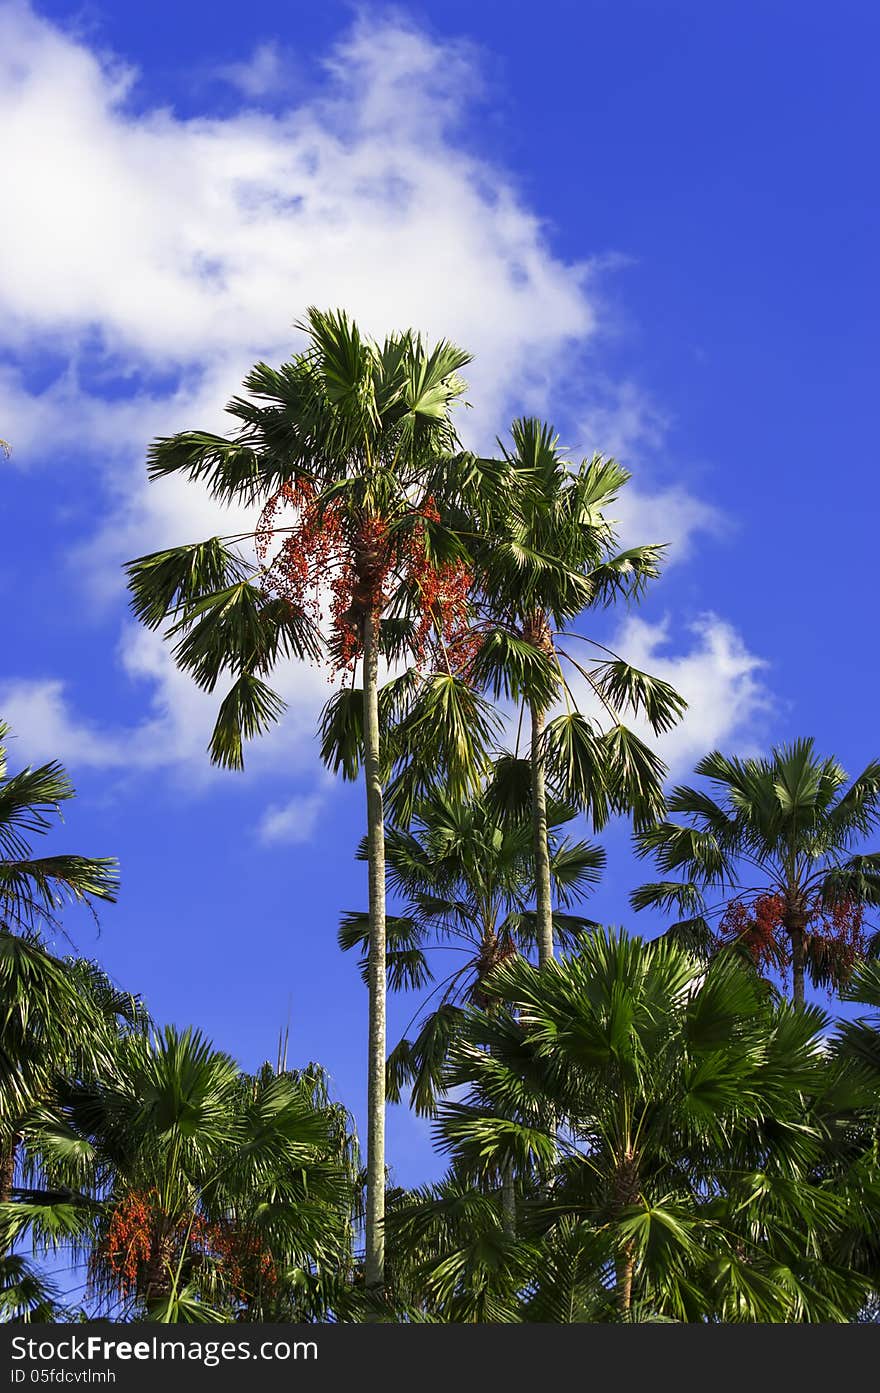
[613,484,726,563]
[0,623,331,779]
[0,679,133,770]
[572,380,726,563]
[257,784,331,845]
[0,2,592,414]
[578,380,670,461]
[0,0,615,603]
[217,41,287,99]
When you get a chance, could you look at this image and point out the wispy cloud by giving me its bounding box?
[257,783,333,846]
[216,40,289,99]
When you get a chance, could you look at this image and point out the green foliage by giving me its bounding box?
[340,779,603,1115]
[0,723,118,933]
[392,927,880,1322]
[632,738,880,998]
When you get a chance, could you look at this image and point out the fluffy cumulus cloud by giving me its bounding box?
[0,2,764,838]
[0,1,593,436]
[554,611,773,787]
[607,614,773,775]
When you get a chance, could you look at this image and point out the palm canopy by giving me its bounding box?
[318,663,503,829]
[339,779,605,1114]
[424,927,874,1322]
[476,416,658,626]
[19,1027,361,1321]
[0,931,144,1135]
[468,417,687,832]
[0,721,118,935]
[631,738,880,1003]
[126,307,509,771]
[455,417,685,968]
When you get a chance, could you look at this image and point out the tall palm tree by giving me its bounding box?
[467,419,686,966]
[427,927,873,1321]
[631,739,880,1006]
[339,780,604,1118]
[125,308,505,1295]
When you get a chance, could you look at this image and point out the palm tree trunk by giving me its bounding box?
[501,1161,516,1238]
[789,916,806,1009]
[613,1150,639,1316]
[617,1244,635,1316]
[142,1228,176,1307]
[530,701,554,969]
[0,1131,21,1206]
[362,609,387,1297]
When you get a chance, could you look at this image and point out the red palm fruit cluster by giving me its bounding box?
[720,891,868,989]
[201,1220,278,1304]
[98,1189,159,1296]
[805,897,866,987]
[719,894,788,971]
[98,1190,215,1298]
[413,557,476,671]
[256,481,345,629]
[257,484,475,673]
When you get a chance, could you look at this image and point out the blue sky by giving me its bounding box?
[2,0,878,1186]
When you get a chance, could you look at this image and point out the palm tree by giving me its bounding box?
[383,1172,535,1322]
[0,938,145,1330]
[427,927,872,1321]
[20,1027,360,1321]
[198,1060,361,1322]
[339,780,604,1118]
[125,308,505,1295]
[631,739,880,1006]
[467,419,686,966]
[833,959,880,1316]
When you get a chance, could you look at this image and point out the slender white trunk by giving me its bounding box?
[363,611,387,1296]
[788,912,806,1009]
[530,701,554,968]
[530,699,559,1171]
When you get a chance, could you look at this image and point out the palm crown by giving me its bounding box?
[464,418,686,965]
[631,738,880,1004]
